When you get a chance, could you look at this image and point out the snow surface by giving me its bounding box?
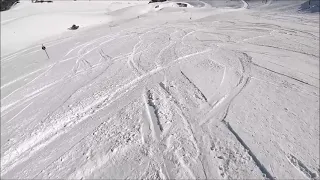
[1,1,147,57]
[1,0,319,179]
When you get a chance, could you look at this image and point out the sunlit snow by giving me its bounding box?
[1,0,319,179]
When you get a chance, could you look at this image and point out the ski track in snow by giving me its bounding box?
[1,0,319,179]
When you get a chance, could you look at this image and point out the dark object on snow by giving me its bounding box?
[148,0,166,4]
[155,5,159,8]
[32,0,53,3]
[299,0,319,13]
[177,3,187,7]
[68,24,79,30]
[1,0,19,11]
[41,44,50,59]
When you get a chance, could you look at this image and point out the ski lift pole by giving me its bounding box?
[42,44,50,59]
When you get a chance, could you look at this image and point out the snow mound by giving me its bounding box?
[154,1,194,9]
[299,0,320,13]
[245,0,320,13]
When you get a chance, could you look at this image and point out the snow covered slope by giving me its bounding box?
[1,0,319,179]
[1,1,147,57]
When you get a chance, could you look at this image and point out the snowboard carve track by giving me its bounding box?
[0,65,52,90]
[155,41,175,67]
[139,88,176,180]
[143,89,162,141]
[249,42,319,59]
[252,62,317,88]
[128,38,144,77]
[1,78,59,118]
[1,63,56,104]
[180,70,208,102]
[222,119,275,180]
[158,82,210,179]
[286,154,318,179]
[198,50,253,125]
[5,102,33,124]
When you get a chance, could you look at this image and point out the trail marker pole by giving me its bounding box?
[42,44,50,59]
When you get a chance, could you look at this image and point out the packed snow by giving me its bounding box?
[1,0,319,179]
